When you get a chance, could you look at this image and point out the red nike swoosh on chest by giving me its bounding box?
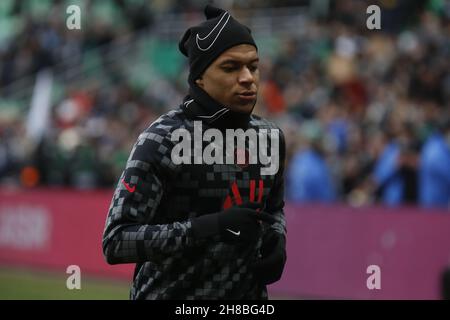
[122,179,136,193]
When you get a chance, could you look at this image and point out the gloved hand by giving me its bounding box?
[250,230,286,285]
[191,202,277,243]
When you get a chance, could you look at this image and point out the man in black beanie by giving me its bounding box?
[178,4,263,129]
[102,4,287,300]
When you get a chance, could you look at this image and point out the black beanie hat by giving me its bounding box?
[179,5,257,83]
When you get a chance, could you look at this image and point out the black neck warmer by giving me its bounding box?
[183,80,253,130]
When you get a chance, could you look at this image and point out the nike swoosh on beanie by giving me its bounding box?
[178,4,257,83]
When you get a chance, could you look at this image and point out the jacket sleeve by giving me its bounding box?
[264,128,287,238]
[102,128,198,265]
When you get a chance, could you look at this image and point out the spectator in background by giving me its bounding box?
[371,120,419,206]
[419,116,450,209]
[286,121,336,203]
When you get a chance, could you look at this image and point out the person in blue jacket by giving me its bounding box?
[372,122,419,206]
[419,117,450,209]
[287,122,336,203]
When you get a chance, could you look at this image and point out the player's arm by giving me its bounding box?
[102,128,198,265]
[251,128,287,284]
[264,128,286,237]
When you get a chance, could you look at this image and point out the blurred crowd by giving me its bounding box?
[0,0,449,208]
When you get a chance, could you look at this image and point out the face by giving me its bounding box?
[196,44,259,114]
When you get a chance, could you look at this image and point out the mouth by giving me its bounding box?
[237,91,257,101]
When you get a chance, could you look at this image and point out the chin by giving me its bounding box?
[231,100,256,114]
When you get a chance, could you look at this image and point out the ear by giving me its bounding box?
[195,77,204,88]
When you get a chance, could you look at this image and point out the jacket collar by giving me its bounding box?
[181,81,252,129]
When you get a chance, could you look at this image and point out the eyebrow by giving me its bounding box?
[219,58,259,66]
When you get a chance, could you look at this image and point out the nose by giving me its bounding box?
[238,66,254,85]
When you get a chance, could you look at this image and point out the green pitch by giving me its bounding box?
[0,266,130,300]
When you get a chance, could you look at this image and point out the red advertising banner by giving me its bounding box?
[268,204,450,299]
[1,189,449,299]
[0,188,134,280]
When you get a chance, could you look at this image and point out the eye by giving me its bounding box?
[221,65,237,72]
[248,64,258,72]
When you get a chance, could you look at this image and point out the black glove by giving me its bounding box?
[191,202,277,243]
[251,230,286,285]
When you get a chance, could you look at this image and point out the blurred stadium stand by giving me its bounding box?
[1,0,449,207]
[0,0,449,299]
